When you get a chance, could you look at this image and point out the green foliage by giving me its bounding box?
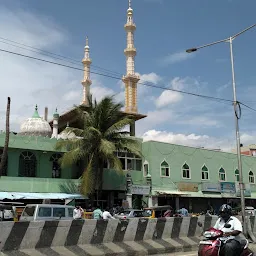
[56,95,141,196]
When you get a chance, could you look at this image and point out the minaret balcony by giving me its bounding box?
[124,47,137,55]
[124,23,136,31]
[81,79,92,85]
[82,58,92,64]
[122,74,140,83]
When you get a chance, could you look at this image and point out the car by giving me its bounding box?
[19,204,75,221]
[114,209,144,219]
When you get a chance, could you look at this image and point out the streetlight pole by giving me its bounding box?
[186,24,256,235]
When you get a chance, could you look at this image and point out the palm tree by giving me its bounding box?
[0,97,11,176]
[56,95,141,197]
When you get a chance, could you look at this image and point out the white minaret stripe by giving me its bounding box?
[81,36,92,105]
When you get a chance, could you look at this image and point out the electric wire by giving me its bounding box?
[0,48,235,105]
[0,37,123,77]
[0,37,241,104]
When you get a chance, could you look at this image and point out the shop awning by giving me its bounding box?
[153,190,189,196]
[0,192,87,200]
[184,192,222,198]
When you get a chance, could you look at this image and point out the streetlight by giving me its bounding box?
[186,24,256,235]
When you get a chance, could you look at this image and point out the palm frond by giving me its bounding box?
[108,155,123,174]
[105,118,133,136]
[59,148,86,168]
[55,138,83,151]
[99,139,116,157]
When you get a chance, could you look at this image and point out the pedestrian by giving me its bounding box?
[73,205,84,220]
[103,207,115,220]
[93,205,103,219]
[163,207,173,217]
[178,206,189,217]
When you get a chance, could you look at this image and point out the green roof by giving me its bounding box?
[0,132,66,152]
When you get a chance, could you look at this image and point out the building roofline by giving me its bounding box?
[142,139,256,159]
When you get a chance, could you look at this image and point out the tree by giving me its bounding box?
[56,96,141,197]
[0,97,11,176]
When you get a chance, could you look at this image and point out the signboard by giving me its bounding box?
[130,185,150,195]
[235,183,251,197]
[177,183,198,192]
[220,182,236,194]
[201,183,221,193]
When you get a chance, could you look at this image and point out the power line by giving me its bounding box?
[0,37,240,105]
[0,37,237,98]
[239,102,256,112]
[0,37,123,77]
[0,47,235,104]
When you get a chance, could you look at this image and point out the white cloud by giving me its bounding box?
[142,130,233,151]
[0,6,125,132]
[62,90,80,101]
[140,72,162,85]
[0,7,90,131]
[155,76,201,108]
[155,91,182,108]
[162,51,194,65]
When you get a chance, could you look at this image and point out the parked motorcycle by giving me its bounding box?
[198,222,254,256]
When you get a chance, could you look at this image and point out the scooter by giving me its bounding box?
[198,223,254,256]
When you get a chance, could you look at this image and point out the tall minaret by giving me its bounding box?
[122,0,140,113]
[51,108,59,139]
[81,36,92,105]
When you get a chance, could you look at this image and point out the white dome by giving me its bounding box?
[20,105,52,137]
[57,126,76,140]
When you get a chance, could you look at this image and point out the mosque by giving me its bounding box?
[1,1,256,213]
[0,0,147,209]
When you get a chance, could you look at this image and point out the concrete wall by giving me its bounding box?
[0,216,218,252]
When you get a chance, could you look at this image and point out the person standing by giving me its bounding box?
[73,205,84,220]
[103,207,115,220]
[93,205,103,220]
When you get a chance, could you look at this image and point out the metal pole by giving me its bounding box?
[229,37,247,234]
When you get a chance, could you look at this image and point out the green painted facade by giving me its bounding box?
[142,140,256,197]
[0,132,128,194]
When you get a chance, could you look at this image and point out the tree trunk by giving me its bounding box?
[0,97,10,177]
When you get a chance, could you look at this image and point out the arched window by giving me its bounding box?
[0,149,7,176]
[249,171,255,184]
[19,151,37,177]
[160,160,170,177]
[143,161,149,177]
[201,165,209,180]
[219,167,226,181]
[235,169,240,182]
[182,163,190,179]
[50,153,62,178]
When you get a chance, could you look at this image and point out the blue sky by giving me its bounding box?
[0,0,256,150]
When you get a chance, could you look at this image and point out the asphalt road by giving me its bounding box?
[157,252,197,256]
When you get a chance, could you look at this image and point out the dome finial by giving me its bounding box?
[129,0,131,8]
[86,36,89,47]
[32,104,40,118]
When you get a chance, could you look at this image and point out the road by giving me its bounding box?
[157,252,197,256]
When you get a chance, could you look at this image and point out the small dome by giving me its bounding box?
[20,105,52,137]
[57,123,76,140]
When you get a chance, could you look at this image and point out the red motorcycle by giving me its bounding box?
[198,223,254,256]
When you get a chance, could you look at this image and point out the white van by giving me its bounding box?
[19,204,75,221]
